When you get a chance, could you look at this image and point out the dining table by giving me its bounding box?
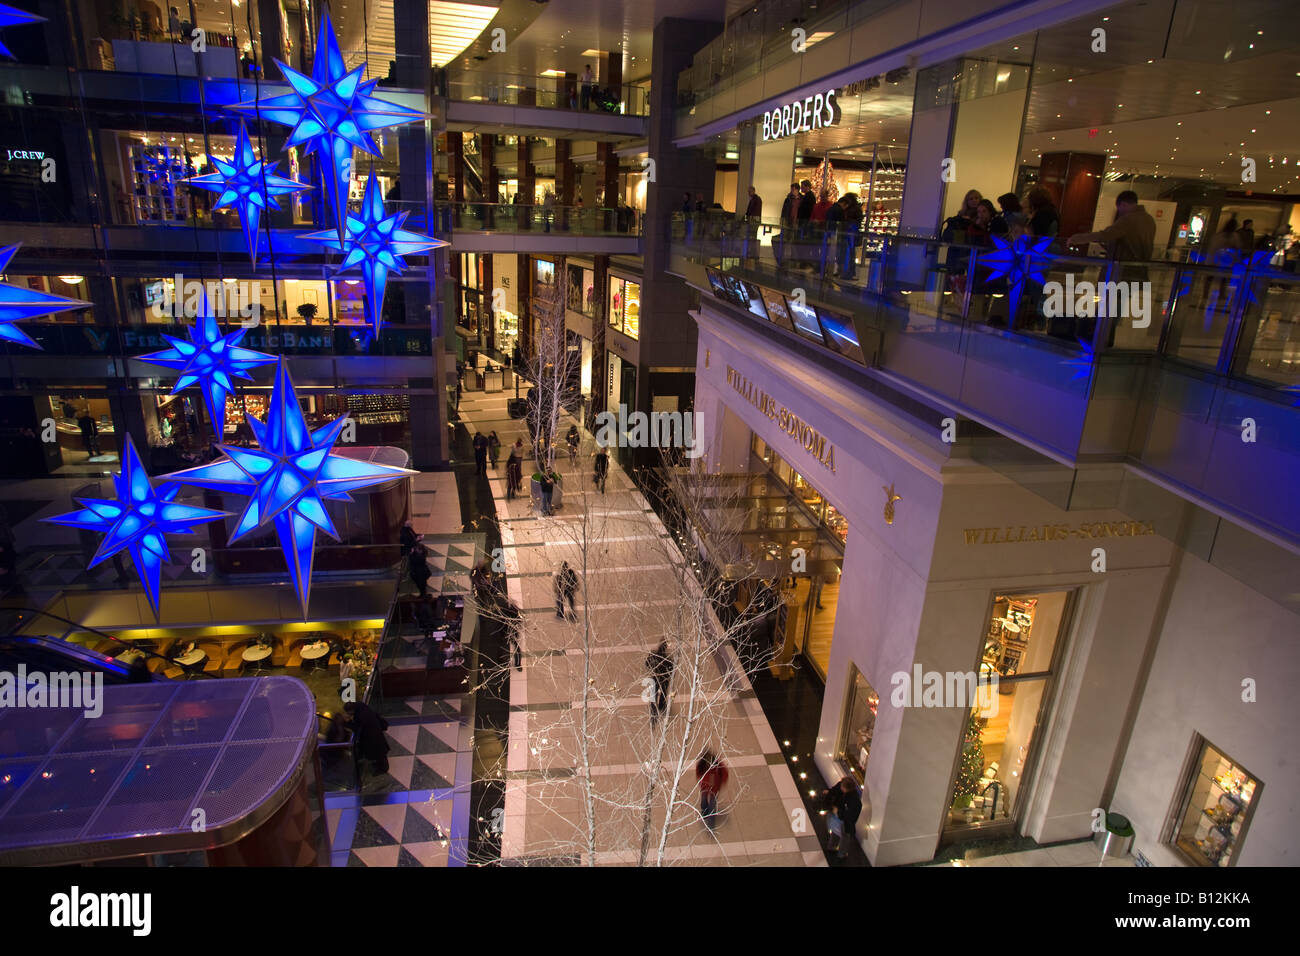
[175,647,207,667]
[242,644,274,663]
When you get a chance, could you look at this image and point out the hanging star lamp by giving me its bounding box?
[982,234,1055,317]
[168,358,416,615]
[186,121,310,264]
[303,168,446,332]
[0,2,44,58]
[0,244,93,347]
[43,436,229,617]
[228,11,423,243]
[138,295,277,436]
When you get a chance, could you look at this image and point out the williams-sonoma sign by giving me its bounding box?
[963,521,1156,544]
[726,365,835,473]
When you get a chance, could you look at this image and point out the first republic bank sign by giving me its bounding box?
[761,88,842,142]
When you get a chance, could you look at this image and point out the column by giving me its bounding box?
[517,254,532,361]
[1038,152,1106,238]
[556,138,574,231]
[518,136,534,229]
[591,255,608,417]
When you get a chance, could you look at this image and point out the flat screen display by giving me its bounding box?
[786,295,825,343]
[760,288,795,331]
[704,267,730,300]
[143,281,164,306]
[736,279,768,319]
[815,307,865,363]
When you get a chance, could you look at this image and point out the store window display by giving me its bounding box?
[1173,742,1259,867]
[839,666,878,784]
[608,276,640,339]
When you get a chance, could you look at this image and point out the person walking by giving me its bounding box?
[580,63,595,110]
[538,470,555,515]
[400,519,420,557]
[565,424,580,464]
[554,560,578,620]
[472,430,489,476]
[408,542,432,598]
[695,749,729,829]
[593,445,609,493]
[77,409,101,458]
[796,179,815,267]
[345,700,390,778]
[823,776,862,860]
[646,640,673,724]
[488,430,501,470]
[506,439,524,499]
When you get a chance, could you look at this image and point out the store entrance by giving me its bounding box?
[942,590,1073,841]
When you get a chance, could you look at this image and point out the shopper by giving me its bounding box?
[695,749,729,829]
[993,193,1025,235]
[554,560,579,620]
[506,439,524,499]
[344,701,390,776]
[942,189,982,243]
[646,640,673,724]
[745,186,762,263]
[400,519,420,557]
[77,409,101,458]
[1238,219,1255,254]
[837,193,862,279]
[408,542,432,598]
[1066,189,1156,262]
[823,776,862,860]
[538,470,555,515]
[488,430,501,470]
[580,63,594,110]
[472,430,489,476]
[593,445,609,493]
[565,424,580,464]
[1025,187,1060,242]
[796,180,815,266]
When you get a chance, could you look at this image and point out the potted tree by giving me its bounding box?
[296,302,318,327]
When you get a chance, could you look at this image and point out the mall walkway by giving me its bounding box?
[457,388,825,867]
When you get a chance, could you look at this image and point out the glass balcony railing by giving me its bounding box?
[432,201,642,237]
[443,71,650,117]
[672,214,1300,545]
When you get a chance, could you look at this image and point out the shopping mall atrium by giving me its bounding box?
[0,0,1295,876]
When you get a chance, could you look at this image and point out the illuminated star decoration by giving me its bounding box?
[0,244,93,347]
[138,301,276,435]
[982,234,1055,318]
[0,2,45,58]
[140,150,172,183]
[168,358,415,615]
[1060,338,1096,382]
[228,11,423,243]
[304,169,446,332]
[186,122,310,264]
[43,436,229,617]
[1175,251,1281,329]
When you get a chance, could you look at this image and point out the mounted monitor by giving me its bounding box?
[786,295,825,344]
[815,306,866,364]
[759,287,795,331]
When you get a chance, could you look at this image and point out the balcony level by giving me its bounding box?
[672,219,1300,552]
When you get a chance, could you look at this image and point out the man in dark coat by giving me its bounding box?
[646,640,674,725]
[824,776,862,860]
[344,701,390,775]
[554,560,578,620]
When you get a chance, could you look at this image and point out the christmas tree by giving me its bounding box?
[810,157,839,203]
[952,712,985,808]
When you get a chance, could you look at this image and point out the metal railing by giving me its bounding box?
[444,70,650,117]
[433,201,642,237]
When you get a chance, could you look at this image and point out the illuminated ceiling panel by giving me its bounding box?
[430,1,499,67]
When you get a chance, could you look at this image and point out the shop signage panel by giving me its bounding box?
[761,89,841,143]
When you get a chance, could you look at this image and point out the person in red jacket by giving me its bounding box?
[696,749,729,829]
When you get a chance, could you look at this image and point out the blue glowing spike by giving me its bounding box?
[165,357,414,616]
[43,436,228,617]
[138,296,276,434]
[0,244,92,347]
[0,3,46,59]
[302,170,446,333]
[981,234,1056,318]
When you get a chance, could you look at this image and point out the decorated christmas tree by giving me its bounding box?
[952,712,985,808]
[810,156,839,202]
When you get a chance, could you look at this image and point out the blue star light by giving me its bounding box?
[982,234,1056,317]
[187,122,310,264]
[303,170,446,332]
[229,12,423,243]
[168,358,415,614]
[0,2,45,58]
[0,244,93,347]
[43,436,229,616]
[139,305,277,436]
[1060,338,1097,382]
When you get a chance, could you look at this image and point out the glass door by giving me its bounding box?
[944,589,1073,837]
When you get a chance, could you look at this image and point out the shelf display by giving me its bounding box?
[130,143,194,223]
[984,596,1036,678]
[223,394,268,436]
[1175,743,1259,867]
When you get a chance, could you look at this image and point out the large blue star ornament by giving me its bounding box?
[168,359,415,614]
[0,244,93,347]
[982,234,1055,317]
[229,12,423,242]
[139,306,276,435]
[187,122,310,264]
[304,170,446,332]
[43,436,229,616]
[0,3,45,58]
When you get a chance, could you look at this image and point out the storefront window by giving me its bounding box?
[567,263,596,316]
[534,258,555,291]
[1173,741,1260,867]
[838,665,878,784]
[608,276,640,339]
